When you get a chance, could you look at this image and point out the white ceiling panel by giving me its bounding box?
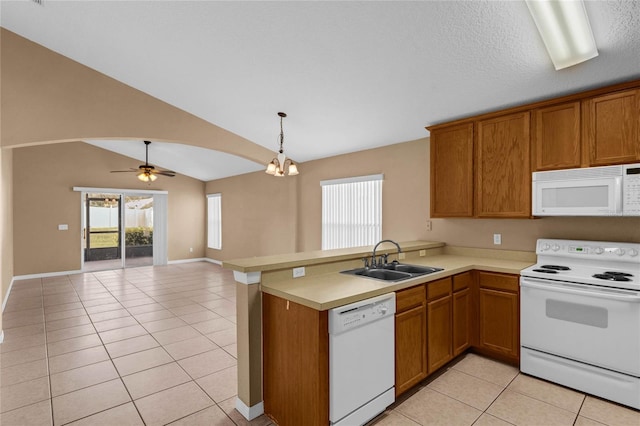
[2,1,639,179]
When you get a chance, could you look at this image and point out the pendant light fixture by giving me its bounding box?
[265,112,299,177]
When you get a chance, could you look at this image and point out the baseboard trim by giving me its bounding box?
[167,257,208,265]
[13,270,83,281]
[2,277,15,313]
[167,257,223,265]
[235,398,264,421]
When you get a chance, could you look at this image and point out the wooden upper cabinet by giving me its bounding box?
[430,123,474,217]
[584,89,640,166]
[476,112,531,218]
[531,102,581,171]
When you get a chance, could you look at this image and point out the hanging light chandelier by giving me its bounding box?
[265,112,299,177]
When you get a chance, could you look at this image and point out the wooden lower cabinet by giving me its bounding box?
[263,293,329,426]
[395,285,427,397]
[477,272,520,364]
[427,294,452,373]
[452,272,472,356]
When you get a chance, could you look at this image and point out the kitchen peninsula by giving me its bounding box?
[224,240,535,424]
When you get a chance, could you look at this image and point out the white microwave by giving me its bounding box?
[532,163,640,216]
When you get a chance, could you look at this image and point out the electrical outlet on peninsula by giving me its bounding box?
[293,267,306,278]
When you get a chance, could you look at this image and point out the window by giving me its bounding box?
[321,174,383,250]
[207,194,222,249]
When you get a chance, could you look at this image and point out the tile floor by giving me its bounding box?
[1,262,639,426]
[0,262,273,426]
[372,353,640,426]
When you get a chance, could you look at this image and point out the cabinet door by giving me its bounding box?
[452,287,471,356]
[263,294,329,426]
[395,304,427,397]
[427,295,452,374]
[478,288,518,360]
[532,102,581,171]
[584,89,640,166]
[476,112,531,218]
[430,123,474,217]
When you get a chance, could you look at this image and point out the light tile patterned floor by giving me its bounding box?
[372,353,640,426]
[0,262,273,426]
[1,262,639,425]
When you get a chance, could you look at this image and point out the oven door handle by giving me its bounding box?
[521,278,640,303]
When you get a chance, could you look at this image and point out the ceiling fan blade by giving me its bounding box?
[110,169,139,173]
[155,171,176,177]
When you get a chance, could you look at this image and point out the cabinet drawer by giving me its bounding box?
[478,272,518,292]
[427,278,452,301]
[453,271,473,292]
[396,285,425,313]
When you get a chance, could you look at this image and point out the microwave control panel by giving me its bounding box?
[623,164,640,215]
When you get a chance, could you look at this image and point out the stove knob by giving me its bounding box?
[594,247,604,255]
[541,243,550,251]
[552,244,560,251]
[615,248,626,256]
[628,249,638,257]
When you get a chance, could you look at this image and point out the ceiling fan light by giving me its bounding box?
[137,172,149,182]
[149,173,158,182]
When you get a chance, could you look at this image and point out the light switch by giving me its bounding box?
[493,234,502,245]
[58,224,69,231]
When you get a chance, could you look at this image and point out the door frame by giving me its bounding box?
[74,186,168,271]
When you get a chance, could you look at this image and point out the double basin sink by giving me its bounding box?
[341,262,443,282]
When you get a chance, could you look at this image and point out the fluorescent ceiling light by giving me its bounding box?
[526,0,598,70]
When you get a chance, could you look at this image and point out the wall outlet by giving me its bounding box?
[398,252,406,260]
[58,224,68,231]
[426,220,432,231]
[493,234,502,245]
[293,267,306,278]
[189,247,193,253]
[419,250,426,257]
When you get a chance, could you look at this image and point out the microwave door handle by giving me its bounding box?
[521,278,640,303]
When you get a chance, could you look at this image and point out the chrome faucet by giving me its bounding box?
[371,239,403,268]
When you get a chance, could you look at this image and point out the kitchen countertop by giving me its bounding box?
[262,253,534,311]
[223,241,444,273]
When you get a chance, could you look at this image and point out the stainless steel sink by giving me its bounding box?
[341,263,443,282]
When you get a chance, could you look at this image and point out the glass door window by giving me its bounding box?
[124,195,154,267]
[85,194,122,265]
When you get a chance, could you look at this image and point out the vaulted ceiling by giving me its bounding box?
[2,1,639,181]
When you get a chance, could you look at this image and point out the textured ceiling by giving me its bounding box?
[2,1,639,181]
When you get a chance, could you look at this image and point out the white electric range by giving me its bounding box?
[520,239,640,410]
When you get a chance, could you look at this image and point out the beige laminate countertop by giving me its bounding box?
[223,241,444,273]
[261,254,534,311]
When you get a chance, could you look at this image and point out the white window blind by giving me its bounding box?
[207,194,222,250]
[321,174,383,250]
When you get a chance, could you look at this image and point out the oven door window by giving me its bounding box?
[521,279,640,376]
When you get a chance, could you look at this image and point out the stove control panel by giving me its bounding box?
[537,239,640,263]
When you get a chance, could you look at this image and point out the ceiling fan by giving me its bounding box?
[110,141,176,182]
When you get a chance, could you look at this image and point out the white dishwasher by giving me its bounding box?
[329,292,395,426]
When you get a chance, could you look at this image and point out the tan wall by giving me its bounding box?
[205,171,297,261]
[0,29,273,164]
[296,138,430,252]
[12,142,206,276]
[208,136,640,262]
[1,148,14,331]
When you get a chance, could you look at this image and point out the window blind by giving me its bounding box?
[321,174,383,250]
[207,194,222,249]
